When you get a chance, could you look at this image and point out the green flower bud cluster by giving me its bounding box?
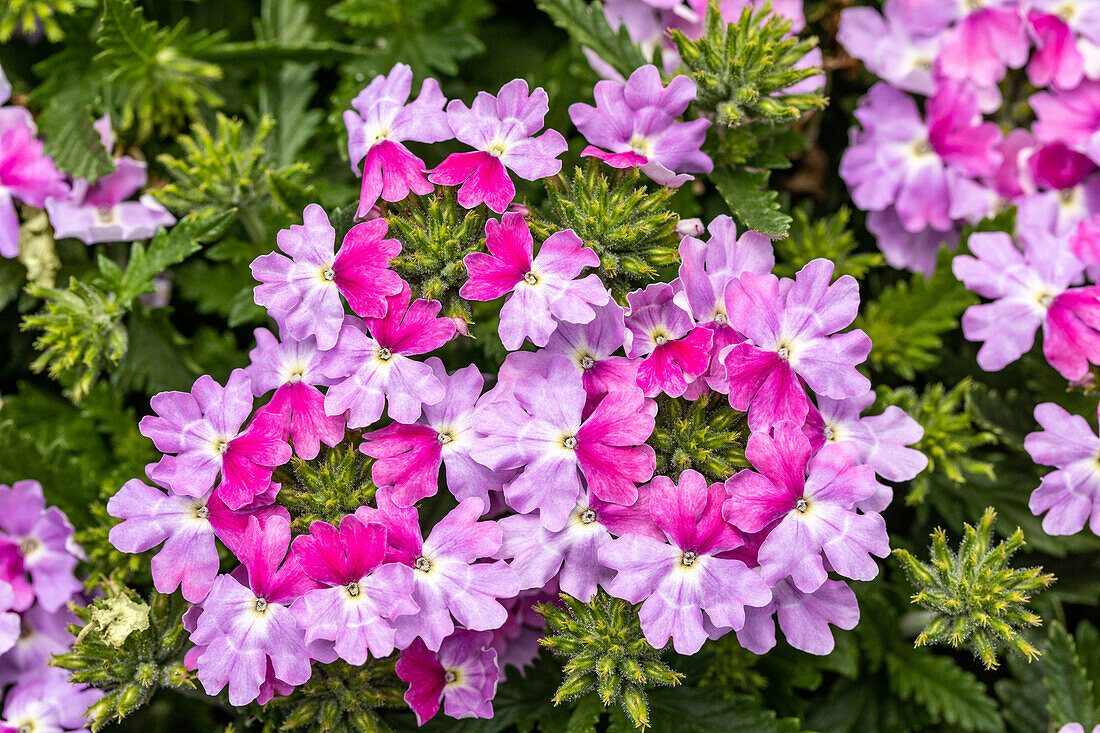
[274,440,377,533]
[894,508,1055,670]
[536,590,684,729]
[648,391,749,484]
[263,659,406,733]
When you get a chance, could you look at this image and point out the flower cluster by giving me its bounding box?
[103,61,924,726]
[0,480,101,731]
[839,0,1100,541]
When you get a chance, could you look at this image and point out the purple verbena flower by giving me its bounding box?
[460,212,610,350]
[0,668,101,733]
[0,110,67,258]
[251,204,405,350]
[344,63,453,217]
[625,283,714,398]
[0,582,17,655]
[737,577,859,655]
[0,603,75,686]
[1025,402,1100,536]
[837,1,941,95]
[0,480,80,613]
[396,631,500,724]
[428,79,567,213]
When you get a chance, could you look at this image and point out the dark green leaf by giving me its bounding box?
[711,167,790,237]
[886,647,1004,732]
[1043,622,1099,728]
[36,88,116,182]
[535,0,648,80]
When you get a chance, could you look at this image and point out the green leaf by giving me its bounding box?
[774,207,882,280]
[711,167,790,237]
[35,88,116,182]
[855,249,977,380]
[886,647,1004,732]
[565,695,603,733]
[1043,622,1099,728]
[0,257,26,311]
[110,308,196,395]
[642,686,800,733]
[535,0,648,80]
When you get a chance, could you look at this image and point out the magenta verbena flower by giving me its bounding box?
[428,79,567,213]
[723,421,889,592]
[723,259,871,431]
[320,284,456,428]
[139,369,291,509]
[599,470,771,654]
[246,327,345,461]
[625,283,713,398]
[1025,402,1100,536]
[107,477,286,603]
[1027,10,1087,91]
[0,538,31,613]
[1032,80,1100,166]
[0,110,67,258]
[953,229,1100,380]
[737,577,859,656]
[0,667,102,733]
[837,2,941,95]
[190,515,321,706]
[0,480,80,614]
[569,64,711,187]
[460,212,610,350]
[355,495,519,651]
[290,515,417,665]
[361,359,507,508]
[471,356,656,530]
[396,630,500,725]
[252,203,405,350]
[45,116,174,244]
[0,603,76,687]
[344,63,453,217]
[930,1,1029,88]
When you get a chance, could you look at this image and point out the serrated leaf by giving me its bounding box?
[711,167,790,237]
[110,308,195,395]
[886,647,1004,733]
[1043,622,1099,728]
[536,0,648,79]
[0,257,26,311]
[36,89,116,182]
[642,686,800,733]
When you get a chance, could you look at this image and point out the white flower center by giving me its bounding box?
[1037,292,1054,309]
[579,354,596,370]
[377,347,393,361]
[18,538,39,556]
[777,346,790,361]
[321,266,336,282]
[254,597,268,614]
[795,498,809,513]
[415,556,432,573]
[437,431,454,445]
[216,439,229,454]
[562,435,578,450]
[580,508,597,524]
[444,669,459,684]
[346,581,360,598]
[713,312,728,326]
[680,551,697,567]
[823,426,836,442]
[654,334,668,346]
[95,206,117,225]
[629,134,651,157]
[523,271,539,285]
[487,142,507,158]
[195,504,210,520]
[287,368,304,384]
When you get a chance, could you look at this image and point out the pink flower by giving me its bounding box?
[246,327,345,460]
[290,515,418,664]
[460,212,610,350]
[625,283,713,398]
[1025,402,1100,536]
[0,111,67,258]
[723,421,890,591]
[837,2,941,95]
[0,481,81,613]
[936,3,1029,88]
[396,631,499,724]
[723,259,871,431]
[737,577,859,655]
[428,79,567,213]
[599,470,772,654]
[344,63,453,217]
[320,284,456,427]
[1028,11,1086,90]
[251,204,404,350]
[1032,80,1100,152]
[569,64,712,187]
[0,603,75,687]
[139,369,291,509]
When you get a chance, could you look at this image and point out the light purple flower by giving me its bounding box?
[737,578,859,655]
[723,259,871,431]
[490,588,553,673]
[0,110,67,258]
[428,79,567,213]
[866,208,959,278]
[139,369,291,509]
[0,603,75,686]
[569,65,711,187]
[460,212,610,350]
[928,1,1029,87]
[344,63,452,217]
[107,477,287,603]
[1025,402,1100,536]
[724,421,890,592]
[600,470,771,654]
[625,283,714,398]
[396,631,500,725]
[45,117,174,244]
[190,515,321,705]
[471,356,657,530]
[246,327,345,460]
[0,667,101,733]
[837,1,941,95]
[290,515,418,665]
[320,284,456,428]
[0,480,80,613]
[355,495,520,651]
[361,358,508,508]
[0,582,18,655]
[252,204,405,350]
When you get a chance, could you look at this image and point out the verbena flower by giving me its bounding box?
[139,369,291,509]
[429,79,566,213]
[290,515,417,665]
[901,0,1028,87]
[396,630,499,724]
[0,667,101,733]
[0,104,67,258]
[252,204,405,350]
[737,577,859,655]
[837,2,941,95]
[0,583,18,655]
[600,470,771,654]
[0,603,75,687]
[344,63,452,217]
[625,283,714,398]
[1031,79,1100,164]
[320,284,456,427]
[0,480,80,613]
[1026,401,1100,535]
[460,212,610,350]
[569,64,712,187]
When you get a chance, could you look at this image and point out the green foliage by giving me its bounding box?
[774,208,883,280]
[264,658,406,732]
[535,0,648,80]
[631,685,801,733]
[0,0,95,42]
[670,1,825,128]
[387,189,490,327]
[536,590,684,729]
[711,167,789,237]
[879,380,998,505]
[885,646,1004,732]
[53,582,193,731]
[276,441,378,533]
[35,86,116,183]
[1042,622,1100,729]
[648,392,748,484]
[94,0,225,142]
[855,250,977,380]
[894,508,1054,670]
[532,165,681,301]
